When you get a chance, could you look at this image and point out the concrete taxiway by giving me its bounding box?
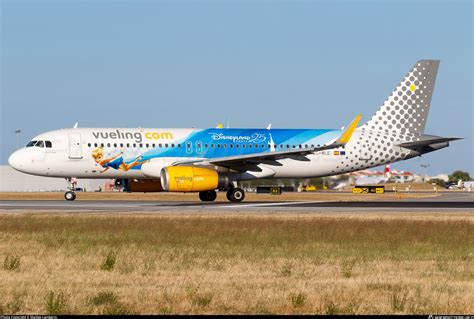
[0,192,472,213]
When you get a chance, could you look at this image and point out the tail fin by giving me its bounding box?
[362,60,440,135]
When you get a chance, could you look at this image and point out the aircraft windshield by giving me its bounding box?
[25,140,53,148]
[26,141,37,147]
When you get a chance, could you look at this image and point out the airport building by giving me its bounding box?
[0,166,108,192]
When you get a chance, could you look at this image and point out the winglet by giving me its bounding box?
[337,114,362,145]
[216,123,223,129]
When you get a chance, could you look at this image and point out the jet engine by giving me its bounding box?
[160,166,229,192]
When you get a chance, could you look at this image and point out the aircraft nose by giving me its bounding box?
[8,149,26,172]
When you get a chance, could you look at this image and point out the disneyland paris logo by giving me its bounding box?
[210,133,266,143]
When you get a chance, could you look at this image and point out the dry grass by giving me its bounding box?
[0,191,438,202]
[0,212,472,314]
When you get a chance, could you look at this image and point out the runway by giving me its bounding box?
[1,192,473,213]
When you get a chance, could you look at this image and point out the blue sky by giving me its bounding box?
[1,0,472,175]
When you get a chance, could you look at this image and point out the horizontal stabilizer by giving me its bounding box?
[397,137,463,149]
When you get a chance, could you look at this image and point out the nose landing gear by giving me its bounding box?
[65,191,76,201]
[64,177,77,201]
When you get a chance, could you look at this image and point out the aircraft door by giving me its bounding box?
[359,136,373,161]
[186,141,193,155]
[68,133,83,159]
[196,140,203,155]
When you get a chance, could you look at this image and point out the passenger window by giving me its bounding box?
[146,143,149,148]
[133,144,136,148]
[100,143,104,147]
[165,143,168,148]
[152,144,155,148]
[248,144,252,149]
[45,141,52,148]
[236,144,239,148]
[139,143,143,148]
[88,143,91,147]
[217,144,221,148]
[159,143,162,147]
[94,143,98,147]
[178,144,181,148]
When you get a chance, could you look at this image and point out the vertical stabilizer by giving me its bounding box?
[362,60,440,134]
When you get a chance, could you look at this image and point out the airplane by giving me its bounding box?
[8,60,462,202]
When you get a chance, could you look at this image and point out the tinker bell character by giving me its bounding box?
[91,147,148,173]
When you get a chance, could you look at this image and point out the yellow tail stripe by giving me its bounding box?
[338,114,362,144]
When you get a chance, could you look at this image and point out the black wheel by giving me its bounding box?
[65,191,76,201]
[227,188,245,202]
[226,189,233,201]
[199,190,217,202]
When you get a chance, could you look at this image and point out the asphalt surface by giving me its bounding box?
[1,192,473,213]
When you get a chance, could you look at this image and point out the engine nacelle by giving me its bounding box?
[160,166,228,192]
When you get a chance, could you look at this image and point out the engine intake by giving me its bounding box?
[160,166,228,192]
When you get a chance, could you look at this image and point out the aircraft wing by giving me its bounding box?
[171,115,361,171]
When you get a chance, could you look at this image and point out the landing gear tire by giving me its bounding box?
[65,191,76,201]
[199,190,217,202]
[226,188,245,202]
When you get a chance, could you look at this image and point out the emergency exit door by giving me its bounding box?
[68,133,82,159]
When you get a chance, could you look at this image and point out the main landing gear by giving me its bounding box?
[226,187,245,202]
[198,187,246,202]
[199,190,217,202]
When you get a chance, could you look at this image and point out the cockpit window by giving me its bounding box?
[26,140,52,148]
[26,141,37,147]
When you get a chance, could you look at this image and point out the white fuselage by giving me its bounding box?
[8,127,421,181]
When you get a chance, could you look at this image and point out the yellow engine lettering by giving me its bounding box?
[164,166,218,192]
